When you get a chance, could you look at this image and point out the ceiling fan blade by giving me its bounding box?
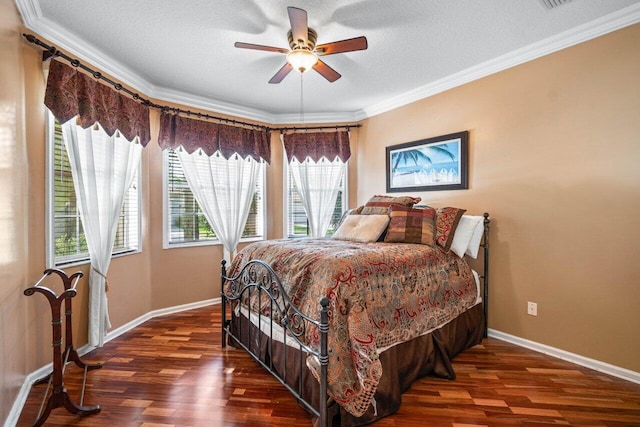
[234,42,289,54]
[316,36,368,56]
[313,59,341,82]
[288,7,309,46]
[269,62,294,84]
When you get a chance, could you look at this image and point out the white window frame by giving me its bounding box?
[283,153,348,239]
[45,111,142,268]
[162,149,266,249]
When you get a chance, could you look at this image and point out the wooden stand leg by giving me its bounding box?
[32,346,102,387]
[32,386,101,427]
[25,269,102,426]
[66,346,103,371]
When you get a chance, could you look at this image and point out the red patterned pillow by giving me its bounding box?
[435,207,467,251]
[361,195,421,215]
[384,206,436,245]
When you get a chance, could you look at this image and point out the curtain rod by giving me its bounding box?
[279,124,361,133]
[23,33,361,134]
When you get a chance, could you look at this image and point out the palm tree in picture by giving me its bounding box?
[391,144,456,185]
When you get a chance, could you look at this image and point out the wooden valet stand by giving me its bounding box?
[24,269,102,427]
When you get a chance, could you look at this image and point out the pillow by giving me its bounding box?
[384,206,436,246]
[332,214,390,243]
[361,194,421,215]
[335,205,364,230]
[465,217,485,259]
[449,215,484,258]
[435,207,467,251]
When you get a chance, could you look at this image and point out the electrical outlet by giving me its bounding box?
[527,302,538,316]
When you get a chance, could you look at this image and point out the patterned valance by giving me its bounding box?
[158,112,271,163]
[44,60,151,145]
[282,131,351,163]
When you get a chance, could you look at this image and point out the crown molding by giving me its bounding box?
[14,0,40,24]
[18,1,155,95]
[269,110,361,125]
[148,86,361,124]
[360,2,640,119]
[16,0,640,125]
[148,86,277,124]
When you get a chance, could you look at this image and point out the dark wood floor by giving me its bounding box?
[17,304,640,426]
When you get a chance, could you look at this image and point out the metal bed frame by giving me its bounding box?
[221,213,490,427]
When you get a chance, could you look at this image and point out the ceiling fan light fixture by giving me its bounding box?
[235,7,366,83]
[287,49,318,73]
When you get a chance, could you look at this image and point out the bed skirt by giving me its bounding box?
[228,302,484,426]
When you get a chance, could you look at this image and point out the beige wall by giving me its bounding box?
[358,24,640,372]
[0,1,30,421]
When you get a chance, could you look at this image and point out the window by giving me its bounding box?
[285,158,347,238]
[163,149,265,247]
[46,113,141,266]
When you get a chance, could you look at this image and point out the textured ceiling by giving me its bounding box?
[16,0,640,124]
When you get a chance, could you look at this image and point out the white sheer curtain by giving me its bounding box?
[289,156,346,237]
[61,120,142,347]
[176,149,260,261]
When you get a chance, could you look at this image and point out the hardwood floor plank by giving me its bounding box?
[16,304,640,426]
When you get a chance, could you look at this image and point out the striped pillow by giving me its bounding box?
[384,206,436,245]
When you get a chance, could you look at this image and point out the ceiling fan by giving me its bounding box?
[234,6,368,84]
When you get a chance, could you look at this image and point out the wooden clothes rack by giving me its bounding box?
[24,269,102,426]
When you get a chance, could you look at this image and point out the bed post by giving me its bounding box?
[221,259,227,348]
[482,213,490,339]
[318,296,330,427]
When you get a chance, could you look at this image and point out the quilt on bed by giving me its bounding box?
[226,238,478,417]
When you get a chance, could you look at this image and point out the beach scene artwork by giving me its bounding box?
[389,138,461,188]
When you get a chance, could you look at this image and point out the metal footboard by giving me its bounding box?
[221,259,330,427]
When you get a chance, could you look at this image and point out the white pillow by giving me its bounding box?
[465,216,485,258]
[332,214,390,243]
[450,215,483,258]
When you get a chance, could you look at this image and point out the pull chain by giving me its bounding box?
[299,72,305,124]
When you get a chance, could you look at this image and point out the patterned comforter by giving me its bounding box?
[227,238,478,417]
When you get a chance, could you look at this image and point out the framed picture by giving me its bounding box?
[386,131,469,192]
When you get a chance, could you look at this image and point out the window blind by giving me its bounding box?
[51,117,140,265]
[166,148,263,245]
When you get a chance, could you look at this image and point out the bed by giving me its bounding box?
[221,206,490,427]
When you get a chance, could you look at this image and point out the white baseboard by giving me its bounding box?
[5,365,53,427]
[4,298,220,427]
[104,297,220,343]
[488,328,640,385]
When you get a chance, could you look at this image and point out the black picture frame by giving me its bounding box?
[386,131,469,192]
